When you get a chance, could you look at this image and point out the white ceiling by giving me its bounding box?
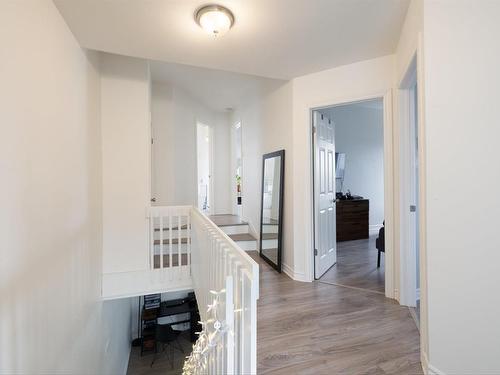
[54,0,410,80]
[149,59,285,112]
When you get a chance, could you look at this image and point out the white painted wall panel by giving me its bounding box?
[151,82,231,214]
[101,53,151,273]
[0,1,132,373]
[424,1,500,372]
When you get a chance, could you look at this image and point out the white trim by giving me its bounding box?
[428,364,446,375]
[305,90,396,300]
[369,224,383,233]
[195,121,215,214]
[416,287,420,300]
[398,53,418,308]
[282,262,308,282]
[421,351,446,375]
[398,34,429,375]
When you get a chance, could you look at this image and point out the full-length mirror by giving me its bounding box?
[259,150,285,272]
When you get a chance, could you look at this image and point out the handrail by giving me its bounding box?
[147,206,259,374]
[187,207,259,375]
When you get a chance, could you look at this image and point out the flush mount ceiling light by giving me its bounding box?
[195,4,235,36]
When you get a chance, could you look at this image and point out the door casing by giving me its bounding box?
[308,91,394,299]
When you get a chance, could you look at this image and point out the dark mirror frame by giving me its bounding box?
[259,149,285,273]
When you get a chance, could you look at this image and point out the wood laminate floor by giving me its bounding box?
[320,234,385,293]
[127,332,193,375]
[250,251,422,374]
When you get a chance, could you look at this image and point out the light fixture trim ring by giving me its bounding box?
[195,4,235,30]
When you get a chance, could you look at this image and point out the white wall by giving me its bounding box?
[151,82,231,214]
[101,53,151,274]
[322,103,384,227]
[291,55,394,281]
[230,81,294,269]
[0,1,132,373]
[423,1,500,373]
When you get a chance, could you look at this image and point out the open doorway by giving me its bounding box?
[196,122,213,214]
[232,121,243,216]
[313,98,386,294]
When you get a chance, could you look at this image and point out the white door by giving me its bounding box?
[314,111,337,279]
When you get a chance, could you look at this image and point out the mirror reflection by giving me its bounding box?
[260,150,284,272]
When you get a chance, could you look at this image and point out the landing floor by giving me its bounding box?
[249,251,422,374]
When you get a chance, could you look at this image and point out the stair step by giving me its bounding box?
[209,214,248,227]
[261,233,278,240]
[154,238,188,245]
[229,233,257,242]
[154,225,188,231]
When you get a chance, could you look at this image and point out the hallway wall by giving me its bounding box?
[423,1,500,373]
[100,53,151,274]
[291,55,394,282]
[0,1,132,374]
[230,81,294,271]
[151,82,231,214]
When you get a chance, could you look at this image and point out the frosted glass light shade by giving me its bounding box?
[195,5,234,36]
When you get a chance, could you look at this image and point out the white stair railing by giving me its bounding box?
[147,206,259,374]
[186,207,259,375]
[148,206,191,280]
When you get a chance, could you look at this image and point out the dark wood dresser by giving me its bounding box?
[336,199,369,241]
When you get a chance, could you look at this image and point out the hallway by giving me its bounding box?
[249,252,421,374]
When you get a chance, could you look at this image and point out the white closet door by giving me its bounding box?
[314,112,337,279]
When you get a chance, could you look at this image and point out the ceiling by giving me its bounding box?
[54,0,410,80]
[149,60,284,112]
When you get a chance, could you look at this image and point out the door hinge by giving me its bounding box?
[314,248,318,256]
[410,205,417,212]
[151,138,154,144]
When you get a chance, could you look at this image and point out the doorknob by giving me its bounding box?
[151,198,156,203]
[331,198,336,204]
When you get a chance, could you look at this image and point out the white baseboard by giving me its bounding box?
[422,351,446,375]
[428,363,445,375]
[369,224,383,233]
[282,262,309,282]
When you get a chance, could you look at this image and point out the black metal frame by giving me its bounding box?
[259,149,285,273]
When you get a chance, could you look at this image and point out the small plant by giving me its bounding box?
[236,175,241,193]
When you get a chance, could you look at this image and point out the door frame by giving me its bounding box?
[398,55,419,307]
[195,121,214,214]
[396,34,429,369]
[231,120,243,216]
[308,90,395,299]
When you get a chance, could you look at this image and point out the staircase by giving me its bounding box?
[209,214,258,251]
